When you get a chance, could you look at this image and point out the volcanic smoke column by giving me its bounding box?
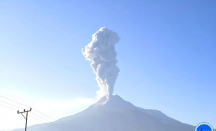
[82,27,120,99]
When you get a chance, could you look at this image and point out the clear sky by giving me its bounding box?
[0,0,216,130]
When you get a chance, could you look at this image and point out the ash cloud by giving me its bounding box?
[82,27,120,99]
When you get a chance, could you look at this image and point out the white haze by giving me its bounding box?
[82,27,120,99]
[0,89,95,130]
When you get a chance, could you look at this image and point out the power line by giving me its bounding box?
[30,112,72,131]
[30,114,69,131]
[0,95,78,131]
[0,103,17,111]
[0,100,25,110]
[29,114,70,131]
[0,100,75,131]
[33,109,78,131]
[0,95,30,108]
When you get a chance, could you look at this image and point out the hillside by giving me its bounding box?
[13,95,195,131]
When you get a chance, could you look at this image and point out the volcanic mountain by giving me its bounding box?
[13,95,195,131]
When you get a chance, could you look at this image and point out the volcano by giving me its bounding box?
[13,95,195,131]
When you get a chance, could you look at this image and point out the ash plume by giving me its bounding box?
[82,27,120,99]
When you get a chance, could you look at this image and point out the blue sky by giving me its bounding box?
[0,0,216,130]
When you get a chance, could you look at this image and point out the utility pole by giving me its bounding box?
[17,108,32,131]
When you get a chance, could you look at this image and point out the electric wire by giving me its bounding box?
[0,95,77,130]
[0,100,74,131]
[29,114,70,131]
[0,95,30,108]
[0,95,78,131]
[0,103,17,111]
[0,99,73,131]
[33,109,78,131]
[30,112,73,131]
[0,99,25,110]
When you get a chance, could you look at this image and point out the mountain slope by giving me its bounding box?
[12,95,195,131]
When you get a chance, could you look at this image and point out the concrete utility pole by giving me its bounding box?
[17,108,32,131]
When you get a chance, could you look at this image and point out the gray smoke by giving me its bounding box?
[82,27,120,99]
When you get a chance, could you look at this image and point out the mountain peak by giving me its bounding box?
[96,94,122,104]
[93,94,135,110]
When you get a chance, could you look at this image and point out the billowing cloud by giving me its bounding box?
[82,27,120,99]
